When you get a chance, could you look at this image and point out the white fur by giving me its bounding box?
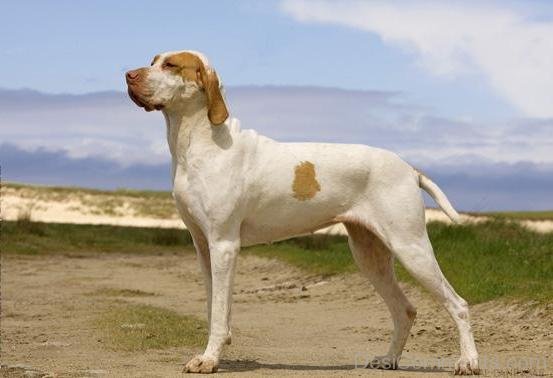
[131,50,480,375]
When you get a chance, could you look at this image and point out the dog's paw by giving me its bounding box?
[455,356,480,375]
[365,355,399,370]
[183,355,218,374]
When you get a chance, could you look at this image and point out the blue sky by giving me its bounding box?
[1,0,552,210]
[1,0,534,119]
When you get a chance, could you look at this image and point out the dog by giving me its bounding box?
[126,50,479,375]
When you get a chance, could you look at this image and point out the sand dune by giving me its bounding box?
[2,184,551,233]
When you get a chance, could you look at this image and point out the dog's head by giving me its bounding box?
[125,50,228,125]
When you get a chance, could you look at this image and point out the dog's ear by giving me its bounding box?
[197,62,229,126]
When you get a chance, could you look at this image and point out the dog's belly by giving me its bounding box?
[240,211,340,247]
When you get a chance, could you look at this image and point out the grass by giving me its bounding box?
[2,219,552,304]
[97,303,207,351]
[4,181,172,200]
[243,234,355,276]
[475,210,553,221]
[2,219,193,255]
[410,221,553,303]
[247,221,553,304]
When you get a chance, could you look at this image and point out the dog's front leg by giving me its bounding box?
[188,226,212,334]
[184,237,239,374]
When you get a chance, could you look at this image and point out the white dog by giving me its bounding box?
[126,50,479,375]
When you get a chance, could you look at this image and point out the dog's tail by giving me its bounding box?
[416,170,461,224]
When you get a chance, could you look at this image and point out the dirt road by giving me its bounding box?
[1,252,551,377]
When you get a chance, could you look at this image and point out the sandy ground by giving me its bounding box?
[1,252,552,377]
[0,186,183,230]
[2,185,552,234]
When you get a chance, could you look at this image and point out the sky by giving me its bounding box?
[1,0,552,210]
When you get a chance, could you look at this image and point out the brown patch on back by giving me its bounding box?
[292,161,321,201]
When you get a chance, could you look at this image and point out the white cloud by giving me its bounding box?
[2,87,551,167]
[0,89,168,166]
[228,87,553,165]
[281,0,553,118]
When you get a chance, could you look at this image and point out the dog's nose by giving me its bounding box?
[126,69,139,83]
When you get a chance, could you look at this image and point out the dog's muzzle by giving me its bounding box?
[125,69,163,112]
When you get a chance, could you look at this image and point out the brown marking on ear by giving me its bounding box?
[164,52,229,125]
[292,161,321,201]
[197,61,229,125]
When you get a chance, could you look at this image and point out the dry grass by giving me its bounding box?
[96,303,207,351]
[478,210,553,221]
[3,182,177,219]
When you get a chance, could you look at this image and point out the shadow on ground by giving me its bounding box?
[219,359,449,374]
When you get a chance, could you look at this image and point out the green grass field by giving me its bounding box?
[3,219,552,304]
[2,219,192,255]
[477,210,553,221]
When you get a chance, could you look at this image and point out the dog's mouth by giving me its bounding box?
[127,88,164,112]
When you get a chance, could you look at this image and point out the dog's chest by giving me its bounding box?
[172,186,194,222]
[172,169,203,225]
[172,166,236,227]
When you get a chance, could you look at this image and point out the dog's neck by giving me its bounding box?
[162,92,212,165]
[162,92,236,186]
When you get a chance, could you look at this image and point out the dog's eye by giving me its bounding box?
[163,62,178,69]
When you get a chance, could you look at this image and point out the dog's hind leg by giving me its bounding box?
[385,231,479,375]
[345,222,417,370]
[358,172,479,375]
